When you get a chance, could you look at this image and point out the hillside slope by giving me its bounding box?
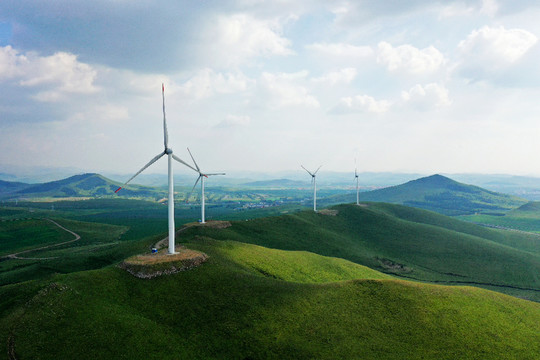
[184,203,540,301]
[1,239,539,360]
[0,173,164,199]
[326,174,526,215]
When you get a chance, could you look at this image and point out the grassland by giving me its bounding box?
[2,198,540,358]
[0,238,539,360]
[458,201,540,234]
[182,203,540,302]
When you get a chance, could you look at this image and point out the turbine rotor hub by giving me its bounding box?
[165,148,173,155]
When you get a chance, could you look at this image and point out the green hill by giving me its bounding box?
[508,201,540,218]
[0,179,31,194]
[183,203,540,301]
[457,200,540,234]
[1,239,539,360]
[0,173,164,199]
[326,174,526,215]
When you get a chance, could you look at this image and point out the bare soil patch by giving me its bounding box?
[318,209,339,216]
[377,258,412,273]
[185,220,232,229]
[120,246,208,279]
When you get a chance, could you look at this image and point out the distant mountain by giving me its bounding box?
[242,178,308,188]
[324,174,527,215]
[0,173,165,199]
[0,179,31,194]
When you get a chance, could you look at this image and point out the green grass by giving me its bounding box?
[458,201,540,234]
[0,219,74,256]
[1,239,539,360]
[209,239,394,283]
[182,203,540,301]
[0,218,134,286]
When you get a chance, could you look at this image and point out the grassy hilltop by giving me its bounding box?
[184,203,540,301]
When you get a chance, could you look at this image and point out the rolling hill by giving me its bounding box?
[0,173,165,200]
[2,200,540,358]
[0,179,31,195]
[325,174,526,215]
[457,200,540,234]
[183,203,540,301]
[1,238,539,359]
[507,201,540,217]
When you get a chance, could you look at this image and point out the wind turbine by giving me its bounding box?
[301,165,322,212]
[115,84,196,254]
[354,159,360,206]
[185,147,225,224]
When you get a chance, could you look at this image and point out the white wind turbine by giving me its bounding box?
[115,84,196,254]
[354,159,360,206]
[301,165,322,212]
[185,147,225,224]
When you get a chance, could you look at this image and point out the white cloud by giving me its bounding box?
[201,13,293,67]
[458,26,537,66]
[256,71,320,109]
[0,46,27,79]
[312,68,357,85]
[177,69,252,100]
[401,83,451,110]
[457,26,538,82]
[306,42,373,58]
[0,46,97,102]
[377,42,445,74]
[332,95,391,114]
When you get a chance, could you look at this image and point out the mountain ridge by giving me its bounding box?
[324,174,526,215]
[0,173,164,199]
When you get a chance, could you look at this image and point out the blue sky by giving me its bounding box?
[1,0,540,177]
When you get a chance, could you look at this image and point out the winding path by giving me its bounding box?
[2,219,81,260]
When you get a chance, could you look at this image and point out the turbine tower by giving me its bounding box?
[301,165,322,212]
[115,84,196,254]
[185,147,225,224]
[354,160,360,206]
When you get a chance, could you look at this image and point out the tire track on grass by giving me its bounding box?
[2,219,81,260]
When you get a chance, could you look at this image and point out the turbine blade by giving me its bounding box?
[313,165,322,175]
[116,152,164,193]
[205,173,226,176]
[172,154,198,172]
[301,165,313,176]
[187,147,200,172]
[162,83,169,150]
[185,176,201,203]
